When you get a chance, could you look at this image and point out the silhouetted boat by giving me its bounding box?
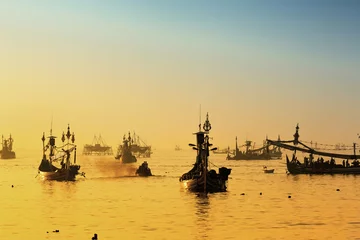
[136,161,152,176]
[115,132,152,158]
[0,134,16,159]
[179,113,232,193]
[267,124,360,175]
[226,137,271,160]
[115,133,137,163]
[38,125,85,181]
[226,136,282,160]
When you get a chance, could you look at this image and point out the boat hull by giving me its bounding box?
[39,169,77,181]
[120,154,137,163]
[286,157,360,174]
[227,154,272,160]
[0,151,16,159]
[181,175,228,193]
[180,167,231,193]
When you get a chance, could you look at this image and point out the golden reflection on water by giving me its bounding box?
[1,150,360,239]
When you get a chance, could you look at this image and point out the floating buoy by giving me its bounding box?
[11,185,14,188]
[240,193,245,195]
[288,195,291,198]
[260,192,262,195]
[336,189,340,191]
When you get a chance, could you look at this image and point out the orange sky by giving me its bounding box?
[1,2,359,152]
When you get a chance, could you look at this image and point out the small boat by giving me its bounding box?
[263,166,275,173]
[136,161,152,176]
[267,124,360,175]
[38,125,85,181]
[179,113,232,193]
[175,145,182,151]
[115,133,137,163]
[0,134,16,159]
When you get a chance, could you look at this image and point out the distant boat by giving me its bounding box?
[115,133,137,163]
[267,124,360,175]
[82,135,113,155]
[115,132,152,158]
[38,124,85,181]
[0,134,16,159]
[179,113,232,193]
[226,137,272,160]
[175,145,182,151]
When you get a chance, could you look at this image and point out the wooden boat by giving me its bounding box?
[0,134,16,159]
[136,161,152,176]
[226,137,272,160]
[263,166,275,173]
[38,125,85,181]
[267,124,360,175]
[115,133,137,163]
[179,113,232,193]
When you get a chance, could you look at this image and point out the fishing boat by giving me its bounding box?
[267,124,360,175]
[136,161,152,176]
[115,133,137,163]
[115,132,151,159]
[179,113,232,193]
[0,134,16,159]
[38,125,85,181]
[226,137,271,160]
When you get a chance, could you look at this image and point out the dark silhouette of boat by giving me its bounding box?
[115,132,151,159]
[0,134,16,159]
[226,136,282,160]
[115,133,137,163]
[82,135,113,155]
[38,125,85,181]
[179,113,232,193]
[226,137,271,160]
[136,161,152,176]
[267,124,360,174]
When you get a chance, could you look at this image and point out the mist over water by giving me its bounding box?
[91,157,138,178]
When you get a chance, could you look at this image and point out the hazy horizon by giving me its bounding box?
[1,1,360,151]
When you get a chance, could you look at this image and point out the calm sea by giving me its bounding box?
[1,149,360,240]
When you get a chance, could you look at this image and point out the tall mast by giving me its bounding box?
[202,113,212,193]
[41,132,45,157]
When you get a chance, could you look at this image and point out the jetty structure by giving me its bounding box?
[82,135,113,155]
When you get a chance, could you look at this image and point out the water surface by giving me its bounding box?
[0,150,359,239]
